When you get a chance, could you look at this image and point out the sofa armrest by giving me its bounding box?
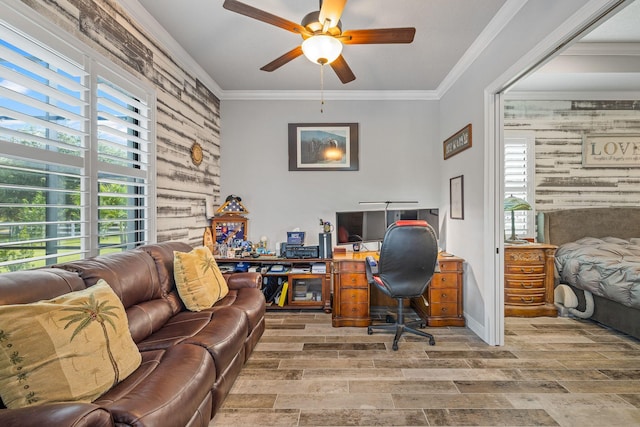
[224,272,262,290]
[0,403,113,427]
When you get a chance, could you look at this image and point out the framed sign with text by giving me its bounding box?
[582,134,640,167]
[443,124,472,160]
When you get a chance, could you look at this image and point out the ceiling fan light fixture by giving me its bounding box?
[302,35,342,65]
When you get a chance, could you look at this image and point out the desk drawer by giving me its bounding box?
[336,261,365,273]
[339,289,368,304]
[339,273,367,288]
[430,273,458,289]
[339,302,369,317]
[429,302,458,317]
[438,260,461,272]
[430,288,458,304]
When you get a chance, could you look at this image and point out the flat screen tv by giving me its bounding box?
[336,209,438,244]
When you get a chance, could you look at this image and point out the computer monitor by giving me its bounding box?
[336,208,438,244]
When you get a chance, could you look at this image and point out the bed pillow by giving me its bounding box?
[0,280,142,409]
[174,246,229,311]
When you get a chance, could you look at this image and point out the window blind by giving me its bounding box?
[0,13,154,272]
[504,132,535,238]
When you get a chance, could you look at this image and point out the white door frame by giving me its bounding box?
[483,0,627,346]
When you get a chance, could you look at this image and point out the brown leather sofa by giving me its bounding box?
[0,241,265,427]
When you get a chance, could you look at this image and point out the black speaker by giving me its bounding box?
[319,233,332,258]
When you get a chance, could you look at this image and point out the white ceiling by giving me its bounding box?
[509,0,640,94]
[124,0,640,97]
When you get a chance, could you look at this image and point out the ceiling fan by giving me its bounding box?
[222,0,416,84]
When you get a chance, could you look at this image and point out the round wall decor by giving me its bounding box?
[191,142,203,166]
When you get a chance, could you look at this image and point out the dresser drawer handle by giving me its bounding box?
[351,307,357,312]
[441,307,448,313]
[350,278,356,283]
[441,293,448,298]
[519,267,535,273]
[520,283,533,289]
[520,297,534,303]
[440,277,446,282]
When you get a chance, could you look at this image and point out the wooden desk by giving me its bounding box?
[215,257,332,312]
[332,251,465,327]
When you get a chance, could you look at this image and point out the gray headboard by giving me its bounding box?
[538,207,640,247]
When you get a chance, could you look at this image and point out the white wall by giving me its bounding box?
[220,0,616,345]
[221,99,441,251]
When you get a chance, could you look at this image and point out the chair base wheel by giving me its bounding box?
[367,327,373,335]
[385,315,394,323]
[429,338,435,345]
[392,343,398,351]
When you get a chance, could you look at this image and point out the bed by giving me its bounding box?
[538,207,640,339]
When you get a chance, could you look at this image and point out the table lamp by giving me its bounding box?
[504,195,531,243]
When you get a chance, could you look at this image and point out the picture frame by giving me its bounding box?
[288,123,359,171]
[450,175,464,220]
[443,124,472,160]
[582,134,640,167]
[211,215,247,244]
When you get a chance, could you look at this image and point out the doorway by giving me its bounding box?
[485,0,635,345]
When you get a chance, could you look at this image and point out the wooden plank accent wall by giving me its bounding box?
[504,100,640,212]
[21,0,220,246]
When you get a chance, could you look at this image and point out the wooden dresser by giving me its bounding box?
[504,243,557,317]
[412,254,465,327]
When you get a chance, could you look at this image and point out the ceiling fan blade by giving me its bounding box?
[342,28,416,44]
[319,0,347,30]
[260,46,304,72]
[330,55,356,84]
[223,0,306,34]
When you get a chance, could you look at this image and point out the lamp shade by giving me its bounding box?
[504,195,531,212]
[302,35,343,65]
[504,195,531,243]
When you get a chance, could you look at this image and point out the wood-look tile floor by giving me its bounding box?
[211,310,640,426]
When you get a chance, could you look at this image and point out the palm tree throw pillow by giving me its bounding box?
[173,246,229,311]
[0,280,141,409]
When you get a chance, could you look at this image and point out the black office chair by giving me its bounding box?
[366,220,439,350]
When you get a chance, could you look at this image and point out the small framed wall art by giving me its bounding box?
[288,123,359,171]
[450,175,464,220]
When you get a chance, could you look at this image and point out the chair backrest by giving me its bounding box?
[376,220,439,298]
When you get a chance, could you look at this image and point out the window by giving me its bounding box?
[504,131,535,239]
[0,10,155,272]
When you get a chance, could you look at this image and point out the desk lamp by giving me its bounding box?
[504,195,531,244]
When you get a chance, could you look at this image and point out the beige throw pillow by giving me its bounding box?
[174,246,229,311]
[0,280,141,409]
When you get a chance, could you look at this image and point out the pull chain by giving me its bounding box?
[320,64,325,113]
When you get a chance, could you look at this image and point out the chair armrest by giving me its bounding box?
[364,256,378,284]
[0,403,113,427]
[224,272,262,290]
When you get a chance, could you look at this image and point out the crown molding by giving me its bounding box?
[222,90,439,101]
[117,0,223,99]
[504,90,640,100]
[565,42,640,55]
[435,0,528,98]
